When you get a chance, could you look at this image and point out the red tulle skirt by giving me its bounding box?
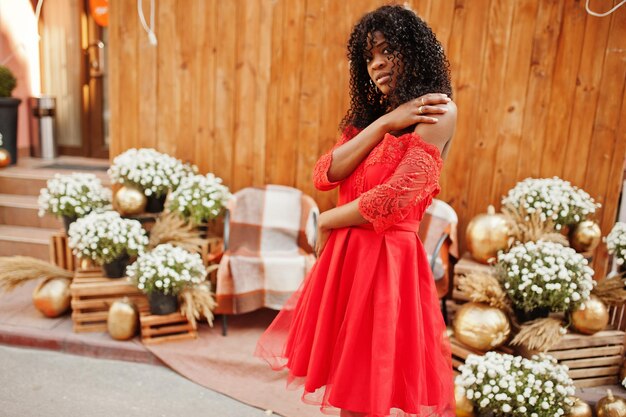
[255,222,455,417]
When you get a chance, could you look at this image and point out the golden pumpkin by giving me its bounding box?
[454,385,475,417]
[566,396,593,417]
[115,186,147,216]
[453,302,511,351]
[571,295,609,335]
[0,148,11,168]
[569,220,602,253]
[32,277,71,318]
[466,206,511,264]
[596,389,626,417]
[107,298,138,340]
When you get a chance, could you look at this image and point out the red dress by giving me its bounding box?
[255,127,455,417]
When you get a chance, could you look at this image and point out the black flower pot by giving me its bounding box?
[102,253,130,278]
[145,194,167,213]
[514,306,550,323]
[148,291,179,315]
[0,97,21,166]
[62,215,78,233]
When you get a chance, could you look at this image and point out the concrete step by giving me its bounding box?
[0,157,110,196]
[0,225,59,261]
[0,194,62,228]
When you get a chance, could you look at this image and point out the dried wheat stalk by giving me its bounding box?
[502,204,568,246]
[457,272,512,313]
[0,256,73,292]
[593,275,626,306]
[510,317,565,352]
[179,279,218,329]
[149,212,206,253]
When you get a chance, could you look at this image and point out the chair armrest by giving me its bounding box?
[223,209,230,251]
[430,233,449,273]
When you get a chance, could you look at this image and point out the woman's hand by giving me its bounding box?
[380,93,450,132]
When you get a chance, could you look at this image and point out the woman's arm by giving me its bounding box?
[324,93,451,183]
[315,100,457,256]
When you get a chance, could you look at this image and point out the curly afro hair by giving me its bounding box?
[340,5,452,131]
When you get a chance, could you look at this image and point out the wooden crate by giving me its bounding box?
[49,231,75,271]
[517,330,626,388]
[70,268,149,333]
[450,334,514,375]
[140,312,197,345]
[452,253,497,302]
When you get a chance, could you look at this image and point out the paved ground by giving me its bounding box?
[0,345,271,417]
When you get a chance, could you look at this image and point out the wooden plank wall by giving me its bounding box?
[109,0,626,277]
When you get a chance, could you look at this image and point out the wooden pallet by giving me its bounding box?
[516,330,626,388]
[140,312,197,345]
[70,268,149,333]
[49,231,76,271]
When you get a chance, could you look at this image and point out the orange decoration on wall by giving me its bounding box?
[89,0,109,27]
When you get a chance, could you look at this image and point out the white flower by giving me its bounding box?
[67,211,148,264]
[606,222,626,267]
[167,173,231,225]
[502,177,599,227]
[38,173,111,218]
[108,148,197,197]
[126,244,206,296]
[458,352,574,417]
[497,240,595,314]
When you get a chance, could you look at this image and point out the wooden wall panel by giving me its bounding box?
[109,0,626,277]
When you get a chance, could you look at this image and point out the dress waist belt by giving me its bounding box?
[355,220,420,233]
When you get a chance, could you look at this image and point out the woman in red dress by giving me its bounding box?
[256,5,457,417]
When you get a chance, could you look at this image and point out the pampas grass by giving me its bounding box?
[179,269,218,329]
[593,275,626,306]
[510,317,566,352]
[503,204,569,246]
[457,272,512,313]
[149,212,206,254]
[0,256,73,292]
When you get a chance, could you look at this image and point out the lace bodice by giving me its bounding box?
[313,127,443,233]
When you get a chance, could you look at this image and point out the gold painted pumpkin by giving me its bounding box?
[466,206,511,264]
[455,385,475,417]
[0,148,11,168]
[453,302,511,351]
[107,298,138,340]
[32,277,71,318]
[115,186,147,216]
[567,396,593,417]
[569,220,602,253]
[596,389,626,417]
[571,295,609,335]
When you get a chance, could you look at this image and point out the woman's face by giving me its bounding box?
[365,31,404,96]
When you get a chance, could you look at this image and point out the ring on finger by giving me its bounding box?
[418,106,424,114]
[421,97,425,106]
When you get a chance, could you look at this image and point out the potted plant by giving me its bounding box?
[0,65,20,165]
[606,222,626,274]
[496,240,595,322]
[456,351,576,417]
[108,148,197,213]
[502,177,600,231]
[37,173,112,231]
[67,211,148,278]
[126,243,206,315]
[167,173,231,232]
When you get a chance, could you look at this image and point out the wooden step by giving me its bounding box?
[0,157,110,196]
[0,194,62,228]
[0,225,60,261]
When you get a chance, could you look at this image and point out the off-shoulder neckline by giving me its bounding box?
[383,132,443,162]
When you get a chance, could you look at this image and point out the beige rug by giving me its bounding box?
[145,310,320,417]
